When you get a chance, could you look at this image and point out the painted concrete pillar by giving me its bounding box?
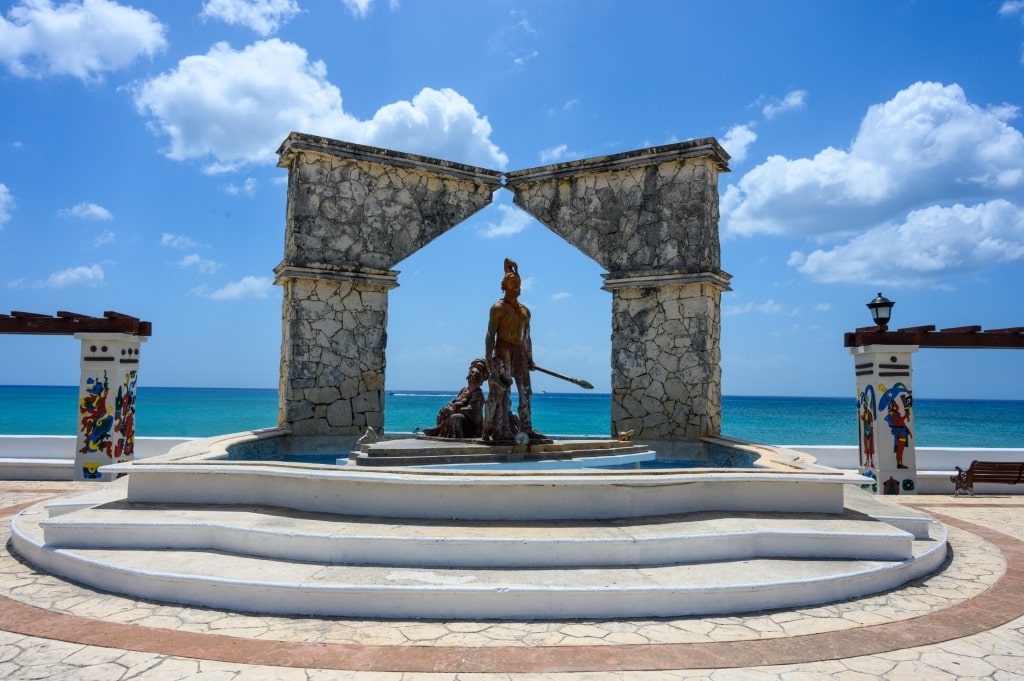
[849,345,919,495]
[506,140,731,446]
[275,133,503,437]
[74,332,144,480]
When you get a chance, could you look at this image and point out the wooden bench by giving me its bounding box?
[950,460,1024,496]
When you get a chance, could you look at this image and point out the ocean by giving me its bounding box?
[2,385,1023,447]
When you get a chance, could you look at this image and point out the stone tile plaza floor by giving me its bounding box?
[2,481,1023,680]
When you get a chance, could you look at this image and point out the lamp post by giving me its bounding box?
[866,292,894,331]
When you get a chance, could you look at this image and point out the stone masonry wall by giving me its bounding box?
[507,143,725,274]
[608,281,723,441]
[278,275,390,436]
[284,148,500,271]
[275,134,502,436]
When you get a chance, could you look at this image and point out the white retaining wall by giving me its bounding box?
[2,436,1022,494]
[0,436,191,481]
[788,445,1024,495]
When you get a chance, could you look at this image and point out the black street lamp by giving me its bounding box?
[866,292,895,330]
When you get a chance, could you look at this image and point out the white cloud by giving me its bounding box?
[160,233,199,249]
[179,254,222,274]
[206,275,274,299]
[551,291,570,301]
[0,0,166,80]
[762,90,807,120]
[0,184,12,227]
[492,10,542,71]
[224,178,257,196]
[539,144,569,164]
[133,39,508,173]
[795,199,1024,287]
[43,264,104,288]
[93,230,114,246]
[1001,1,1024,19]
[58,201,112,220]
[343,0,373,18]
[723,82,1024,240]
[723,299,790,316]
[479,204,533,238]
[513,50,539,68]
[201,0,300,36]
[1000,1,1024,62]
[720,124,757,164]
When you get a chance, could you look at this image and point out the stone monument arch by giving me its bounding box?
[275,132,730,447]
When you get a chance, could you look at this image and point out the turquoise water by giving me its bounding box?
[2,385,1023,447]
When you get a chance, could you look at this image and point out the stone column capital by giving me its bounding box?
[274,263,400,290]
[602,268,733,292]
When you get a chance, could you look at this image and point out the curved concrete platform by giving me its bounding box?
[10,479,948,620]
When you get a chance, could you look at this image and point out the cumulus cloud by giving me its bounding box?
[792,200,1024,287]
[58,201,112,220]
[720,124,757,164]
[133,39,507,173]
[0,0,166,80]
[43,264,104,287]
[0,184,12,227]
[160,233,199,249]
[762,90,807,120]
[723,82,1024,240]
[178,254,222,274]
[205,275,274,300]
[200,0,300,36]
[479,204,533,238]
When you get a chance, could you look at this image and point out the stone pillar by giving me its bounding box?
[603,271,730,446]
[849,345,919,495]
[274,265,396,436]
[275,133,503,437]
[73,333,145,480]
[506,140,731,445]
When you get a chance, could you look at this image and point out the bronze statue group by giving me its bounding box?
[423,258,545,444]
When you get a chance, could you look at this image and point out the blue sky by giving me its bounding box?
[2,0,1023,399]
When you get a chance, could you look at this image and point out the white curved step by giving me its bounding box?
[38,503,914,568]
[11,501,948,621]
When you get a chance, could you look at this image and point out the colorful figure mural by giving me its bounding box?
[857,385,876,469]
[880,383,912,470]
[114,370,137,461]
[79,371,114,457]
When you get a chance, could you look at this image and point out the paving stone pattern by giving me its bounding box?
[3,482,1024,679]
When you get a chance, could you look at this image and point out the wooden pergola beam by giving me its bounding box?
[0,310,152,337]
[844,325,1024,349]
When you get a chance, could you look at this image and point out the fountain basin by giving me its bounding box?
[100,429,870,520]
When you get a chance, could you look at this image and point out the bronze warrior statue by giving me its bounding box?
[483,258,541,442]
